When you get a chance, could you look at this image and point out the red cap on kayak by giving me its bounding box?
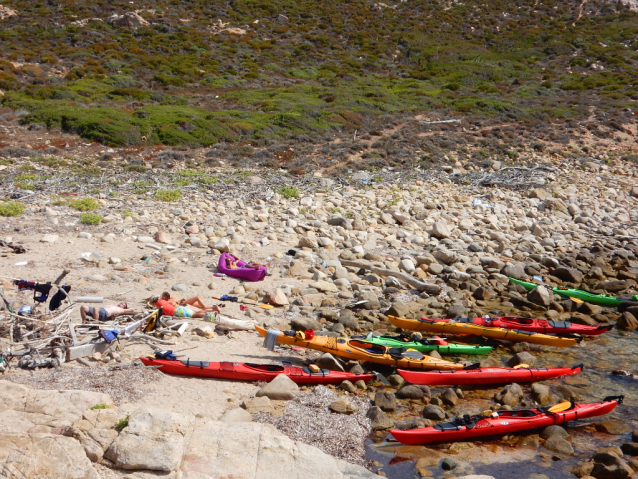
[304,329,315,340]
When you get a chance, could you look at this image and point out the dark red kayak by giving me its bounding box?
[139,356,375,384]
[397,363,583,386]
[421,316,612,336]
[391,396,623,445]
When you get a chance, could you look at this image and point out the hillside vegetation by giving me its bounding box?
[0,0,637,172]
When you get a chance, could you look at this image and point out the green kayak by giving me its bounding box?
[352,334,493,355]
[509,277,638,307]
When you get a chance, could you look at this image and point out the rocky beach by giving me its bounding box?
[2,0,638,477]
[1,135,638,479]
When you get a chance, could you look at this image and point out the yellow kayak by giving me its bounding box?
[255,326,464,370]
[387,316,577,348]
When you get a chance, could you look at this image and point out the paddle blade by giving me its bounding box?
[257,304,275,309]
[570,297,584,304]
[513,364,530,369]
[548,401,572,413]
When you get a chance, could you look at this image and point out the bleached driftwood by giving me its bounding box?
[215,315,256,331]
[340,259,442,294]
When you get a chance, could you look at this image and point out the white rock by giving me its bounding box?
[137,236,154,243]
[398,258,416,273]
[40,234,59,243]
[309,281,339,293]
[214,238,230,252]
[78,232,93,239]
[432,221,451,238]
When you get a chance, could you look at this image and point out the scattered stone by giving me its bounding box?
[219,408,253,423]
[316,353,345,372]
[422,405,446,421]
[267,287,290,306]
[544,435,574,455]
[595,420,631,435]
[330,398,359,415]
[374,392,396,412]
[366,406,394,430]
[507,352,537,368]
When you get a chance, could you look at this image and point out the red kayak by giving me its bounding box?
[391,396,623,445]
[397,363,583,386]
[139,356,375,384]
[421,316,612,336]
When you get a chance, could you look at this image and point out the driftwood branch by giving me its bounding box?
[53,269,71,286]
[340,260,442,294]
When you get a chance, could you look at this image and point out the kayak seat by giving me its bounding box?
[301,366,331,375]
[388,348,424,360]
[512,329,535,335]
[434,421,463,431]
[388,347,406,358]
[181,360,210,368]
[547,320,572,329]
[451,318,475,324]
[245,363,283,372]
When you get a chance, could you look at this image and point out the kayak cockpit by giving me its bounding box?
[244,363,286,372]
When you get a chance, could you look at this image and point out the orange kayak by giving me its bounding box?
[388,316,577,348]
[255,326,464,370]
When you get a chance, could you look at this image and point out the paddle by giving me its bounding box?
[548,401,572,413]
[211,296,274,309]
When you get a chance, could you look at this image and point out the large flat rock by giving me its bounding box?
[181,420,379,479]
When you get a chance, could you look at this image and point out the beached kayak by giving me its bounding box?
[510,277,638,307]
[140,356,376,384]
[352,334,493,355]
[390,396,623,445]
[388,316,577,348]
[255,326,465,370]
[423,316,612,336]
[397,363,583,386]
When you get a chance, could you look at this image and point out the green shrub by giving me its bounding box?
[69,198,99,211]
[124,164,147,172]
[0,201,25,217]
[90,404,111,410]
[79,213,103,225]
[276,186,300,199]
[155,189,181,201]
[115,414,130,432]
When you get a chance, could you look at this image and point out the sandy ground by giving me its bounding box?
[0,226,315,419]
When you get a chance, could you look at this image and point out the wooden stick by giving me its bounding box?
[339,259,442,294]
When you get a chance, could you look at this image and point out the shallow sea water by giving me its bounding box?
[365,327,638,478]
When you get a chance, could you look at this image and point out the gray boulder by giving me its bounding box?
[552,267,583,283]
[544,436,574,455]
[330,399,359,415]
[255,374,300,400]
[422,405,446,421]
[385,301,410,318]
[439,388,459,407]
[219,408,253,423]
[374,392,396,412]
[395,385,424,400]
[527,286,552,307]
[317,353,345,372]
[531,383,552,405]
[507,352,537,368]
[541,425,568,439]
[366,406,394,430]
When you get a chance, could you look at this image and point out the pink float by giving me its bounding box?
[217,253,267,282]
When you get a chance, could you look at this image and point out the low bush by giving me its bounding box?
[0,201,25,217]
[69,198,99,211]
[276,186,300,199]
[79,213,103,225]
[155,189,181,201]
